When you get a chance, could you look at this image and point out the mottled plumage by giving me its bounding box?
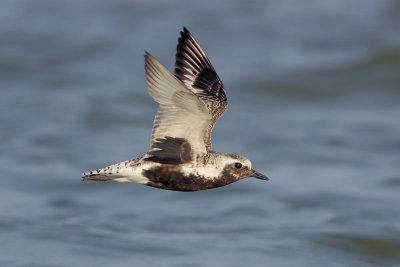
[82,28,268,191]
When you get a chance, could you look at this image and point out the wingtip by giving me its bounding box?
[179,27,192,41]
[144,51,152,59]
[144,51,157,69]
[182,26,189,33]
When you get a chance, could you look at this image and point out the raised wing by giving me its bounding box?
[144,52,212,159]
[175,28,228,150]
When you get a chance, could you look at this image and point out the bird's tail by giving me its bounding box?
[82,158,140,182]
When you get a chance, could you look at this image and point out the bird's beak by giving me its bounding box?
[251,169,269,181]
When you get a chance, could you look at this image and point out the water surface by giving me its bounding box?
[1,1,400,266]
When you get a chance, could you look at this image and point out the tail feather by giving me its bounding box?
[82,158,141,182]
[82,172,124,181]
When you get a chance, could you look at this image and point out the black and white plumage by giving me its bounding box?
[82,28,268,192]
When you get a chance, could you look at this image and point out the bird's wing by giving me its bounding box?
[144,52,212,159]
[174,27,228,151]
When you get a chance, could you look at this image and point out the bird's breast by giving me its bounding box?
[142,164,236,192]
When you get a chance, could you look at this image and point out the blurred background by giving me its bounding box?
[1,0,400,266]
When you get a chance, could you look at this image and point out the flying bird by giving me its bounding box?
[82,27,268,191]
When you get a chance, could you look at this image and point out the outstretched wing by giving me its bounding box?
[144,52,212,159]
[175,27,228,150]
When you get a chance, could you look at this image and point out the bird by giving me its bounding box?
[82,27,269,191]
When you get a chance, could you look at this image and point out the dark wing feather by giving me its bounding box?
[174,27,228,150]
[175,27,227,103]
[145,137,192,164]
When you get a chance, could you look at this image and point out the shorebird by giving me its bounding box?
[82,27,268,191]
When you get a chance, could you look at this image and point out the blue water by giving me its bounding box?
[1,1,400,266]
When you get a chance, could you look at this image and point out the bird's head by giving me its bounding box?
[222,154,269,181]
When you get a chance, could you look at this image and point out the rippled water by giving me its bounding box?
[1,1,400,266]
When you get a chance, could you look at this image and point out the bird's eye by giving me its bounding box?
[234,162,242,169]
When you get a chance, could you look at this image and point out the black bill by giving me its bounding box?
[251,169,269,180]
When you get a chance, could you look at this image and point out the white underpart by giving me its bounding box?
[113,171,148,184]
[116,161,161,184]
